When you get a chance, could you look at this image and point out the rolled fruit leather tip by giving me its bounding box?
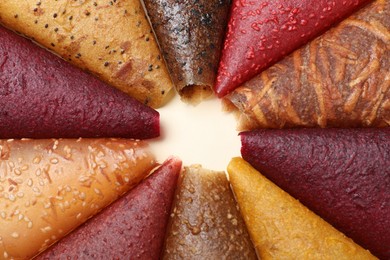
[215,0,373,97]
[240,128,390,259]
[162,165,257,259]
[0,0,174,108]
[0,138,157,260]
[35,156,181,260]
[0,25,160,139]
[225,0,389,129]
[227,157,377,259]
[142,0,231,104]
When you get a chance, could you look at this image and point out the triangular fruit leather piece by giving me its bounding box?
[215,0,372,97]
[0,138,156,259]
[0,1,173,108]
[162,165,257,259]
[0,26,159,139]
[225,0,389,129]
[36,157,182,259]
[143,0,231,104]
[240,128,390,259]
[228,157,376,259]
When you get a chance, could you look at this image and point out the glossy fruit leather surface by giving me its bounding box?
[215,0,371,97]
[241,128,390,259]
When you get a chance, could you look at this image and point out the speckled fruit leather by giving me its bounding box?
[0,26,159,139]
[215,0,372,97]
[0,0,174,108]
[37,157,181,259]
[143,0,231,103]
[241,128,390,259]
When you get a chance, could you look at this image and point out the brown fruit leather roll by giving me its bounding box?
[0,0,174,108]
[225,0,389,129]
[0,25,159,140]
[36,157,182,259]
[143,0,231,104]
[0,138,156,259]
[162,165,257,259]
[240,128,390,259]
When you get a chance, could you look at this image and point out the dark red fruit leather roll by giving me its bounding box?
[241,128,390,259]
[37,157,182,259]
[215,0,372,97]
[0,26,159,139]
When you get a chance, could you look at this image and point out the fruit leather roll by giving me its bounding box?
[225,0,389,129]
[228,158,376,259]
[143,0,231,104]
[0,138,156,259]
[215,0,372,97]
[0,0,173,108]
[162,165,257,259]
[240,128,390,259]
[37,157,182,259]
[0,25,159,140]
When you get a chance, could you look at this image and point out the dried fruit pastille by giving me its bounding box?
[240,128,390,259]
[37,157,181,259]
[0,138,156,259]
[0,0,174,108]
[228,157,376,259]
[215,0,372,97]
[162,165,257,259]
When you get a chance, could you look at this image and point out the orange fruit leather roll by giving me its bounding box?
[0,138,156,259]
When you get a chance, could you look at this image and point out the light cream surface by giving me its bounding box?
[150,94,240,171]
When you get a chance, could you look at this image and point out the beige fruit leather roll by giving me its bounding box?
[162,165,257,259]
[225,0,389,129]
[0,0,174,108]
[0,138,156,259]
[228,157,376,259]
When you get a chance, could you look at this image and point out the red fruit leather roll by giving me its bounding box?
[0,26,159,139]
[215,0,372,97]
[143,0,231,104]
[240,128,390,259]
[37,157,182,259]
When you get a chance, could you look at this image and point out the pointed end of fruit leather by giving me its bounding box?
[214,41,260,98]
[227,157,376,259]
[214,56,244,98]
[239,128,390,259]
[162,165,257,259]
[214,73,234,98]
[35,156,181,260]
